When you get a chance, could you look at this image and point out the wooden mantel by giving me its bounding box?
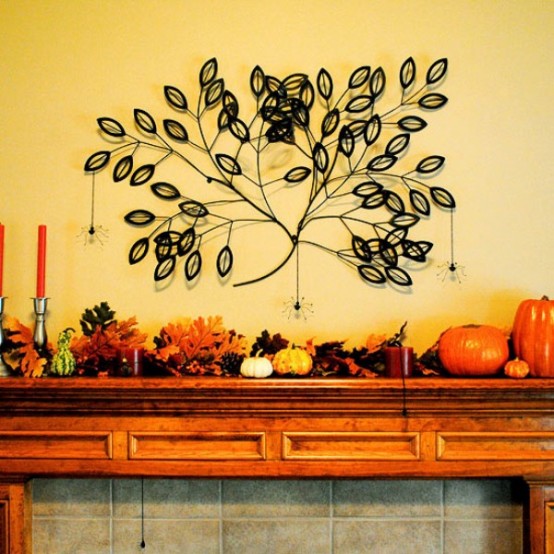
[1,377,554,553]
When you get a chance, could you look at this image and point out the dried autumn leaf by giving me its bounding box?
[3,316,49,377]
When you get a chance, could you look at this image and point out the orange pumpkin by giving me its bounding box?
[272,345,313,376]
[438,324,509,376]
[504,358,530,379]
[512,296,554,377]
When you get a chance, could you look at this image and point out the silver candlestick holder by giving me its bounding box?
[0,297,10,377]
[33,297,48,354]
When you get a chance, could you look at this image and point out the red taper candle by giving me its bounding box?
[36,225,47,298]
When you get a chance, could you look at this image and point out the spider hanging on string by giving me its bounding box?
[77,172,109,246]
[282,240,313,320]
[437,209,466,283]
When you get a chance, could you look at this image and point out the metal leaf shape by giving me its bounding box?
[164,85,188,111]
[430,187,456,208]
[317,68,333,100]
[409,189,431,216]
[352,235,372,262]
[386,133,410,156]
[385,227,408,247]
[300,80,315,110]
[416,155,445,174]
[385,191,405,213]
[390,213,420,228]
[283,73,308,96]
[347,120,367,137]
[364,115,382,146]
[128,237,149,265]
[163,119,188,142]
[284,166,311,184]
[348,65,371,89]
[402,239,432,262]
[222,91,239,118]
[358,264,386,284]
[155,231,181,261]
[398,116,427,132]
[265,75,285,96]
[124,209,156,226]
[229,118,250,143]
[345,95,373,113]
[338,126,354,157]
[97,117,125,137]
[84,150,110,172]
[184,250,202,281]
[199,57,218,87]
[154,256,176,281]
[130,164,155,186]
[321,109,340,138]
[215,153,242,176]
[113,155,134,182]
[361,191,386,209]
[369,67,386,98]
[178,228,196,256]
[205,78,225,107]
[426,58,448,85]
[134,109,157,134]
[400,57,416,89]
[353,181,383,198]
[418,93,448,110]
[385,266,412,287]
[313,143,329,173]
[179,200,209,218]
[379,242,398,267]
[367,154,397,172]
[250,65,265,97]
[216,245,233,277]
[291,101,310,128]
[150,182,181,201]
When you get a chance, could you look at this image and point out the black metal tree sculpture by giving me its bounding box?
[85,57,453,299]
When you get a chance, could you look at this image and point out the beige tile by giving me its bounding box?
[445,519,522,554]
[444,480,523,520]
[333,519,441,554]
[33,518,110,554]
[113,518,220,554]
[333,480,442,518]
[222,479,330,518]
[113,478,220,519]
[223,519,330,554]
[32,478,111,517]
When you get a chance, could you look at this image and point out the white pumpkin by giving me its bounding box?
[240,352,273,378]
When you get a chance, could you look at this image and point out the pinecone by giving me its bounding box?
[219,352,244,375]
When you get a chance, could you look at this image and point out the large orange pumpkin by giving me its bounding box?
[438,324,509,376]
[512,296,554,377]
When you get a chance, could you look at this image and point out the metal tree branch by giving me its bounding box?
[84,57,453,288]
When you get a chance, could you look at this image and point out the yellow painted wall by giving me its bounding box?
[1,0,552,354]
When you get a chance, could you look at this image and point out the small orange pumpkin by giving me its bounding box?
[512,296,554,377]
[272,345,313,376]
[438,324,509,376]
[504,358,530,379]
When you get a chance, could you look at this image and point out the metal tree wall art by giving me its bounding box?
[84,57,454,289]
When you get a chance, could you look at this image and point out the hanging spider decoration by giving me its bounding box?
[78,173,109,246]
[283,242,314,320]
[436,210,466,283]
[84,57,454,289]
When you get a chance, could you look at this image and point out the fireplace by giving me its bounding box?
[0,377,553,553]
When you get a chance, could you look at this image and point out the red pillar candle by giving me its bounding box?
[36,225,47,298]
[384,346,414,378]
[0,224,4,297]
[118,347,144,376]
